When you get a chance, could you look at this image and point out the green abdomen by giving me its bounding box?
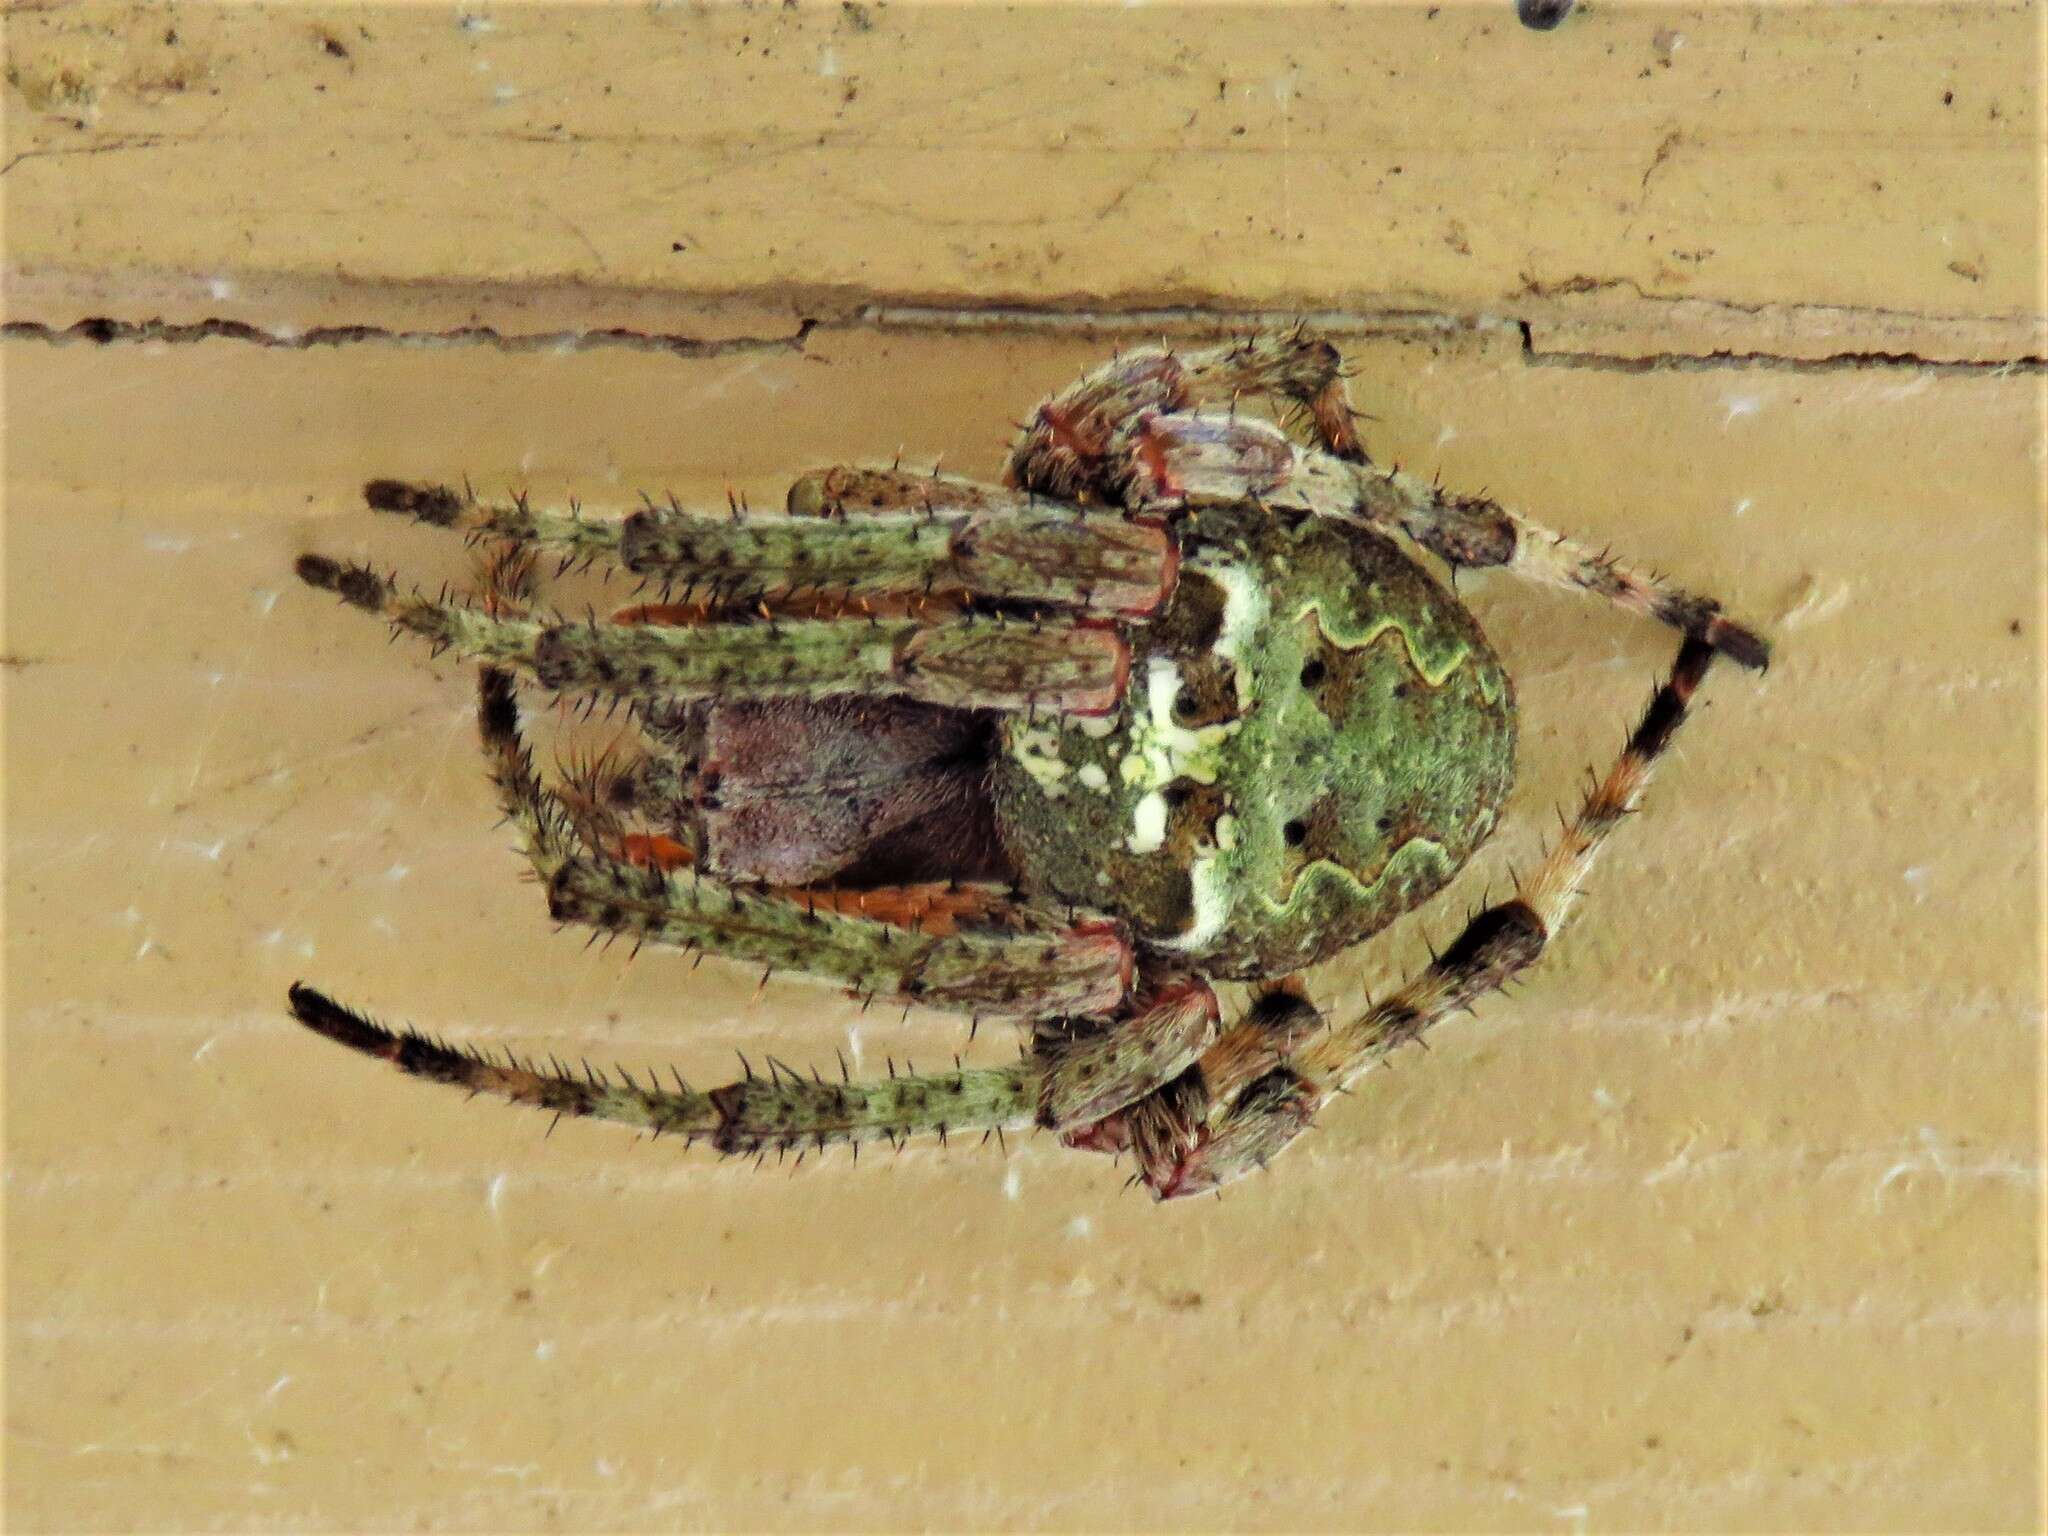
[994,508,1516,979]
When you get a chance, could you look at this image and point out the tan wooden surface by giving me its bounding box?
[4,3,2042,1532]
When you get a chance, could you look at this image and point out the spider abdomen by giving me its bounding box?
[994,503,1517,979]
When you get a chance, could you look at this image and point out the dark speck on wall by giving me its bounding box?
[1517,0,1575,31]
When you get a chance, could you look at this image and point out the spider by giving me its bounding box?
[289,329,1767,1200]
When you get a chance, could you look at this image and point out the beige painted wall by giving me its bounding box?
[4,3,2040,1531]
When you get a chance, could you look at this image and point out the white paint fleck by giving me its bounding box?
[144,534,194,555]
[1066,1215,1093,1238]
[254,588,281,615]
[1003,1168,1022,1200]
[192,1035,220,1063]
[264,1374,293,1401]
[1875,1126,1954,1206]
[246,1427,293,1465]
[385,863,411,883]
[1591,1086,1617,1109]
[208,277,237,301]
[261,928,286,947]
[1722,393,1762,424]
[595,1457,621,1477]
[296,939,317,960]
[534,1340,556,1361]
[1642,1134,1698,1185]
[492,82,520,103]
[818,46,840,76]
[486,1172,510,1214]
[1732,497,1752,518]
[1776,572,1852,630]
[1436,424,1458,448]
[1875,373,1934,403]
[135,937,157,961]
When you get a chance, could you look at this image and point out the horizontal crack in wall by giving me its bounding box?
[1516,321,2043,376]
[0,315,817,357]
[2,307,2039,374]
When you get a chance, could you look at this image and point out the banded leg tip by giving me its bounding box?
[364,478,465,525]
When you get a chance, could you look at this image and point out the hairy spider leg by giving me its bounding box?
[1007,327,1366,499]
[283,975,1219,1158]
[1167,327,1370,461]
[1117,409,1770,670]
[293,555,1132,714]
[1122,637,1721,1199]
[465,666,1131,1018]
[360,473,1176,617]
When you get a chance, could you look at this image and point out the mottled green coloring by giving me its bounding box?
[993,503,1515,977]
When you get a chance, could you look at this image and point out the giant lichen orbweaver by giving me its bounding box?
[289,328,1767,1200]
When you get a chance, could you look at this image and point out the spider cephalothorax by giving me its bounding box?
[289,329,1767,1200]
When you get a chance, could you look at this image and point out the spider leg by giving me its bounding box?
[1117,410,1770,670]
[1168,327,1369,462]
[294,555,1131,713]
[467,665,1131,1018]
[1007,327,1365,499]
[283,974,1217,1156]
[361,473,1176,617]
[285,982,1037,1153]
[1124,637,1720,1200]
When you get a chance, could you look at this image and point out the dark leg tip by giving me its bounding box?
[1711,620,1772,673]
[294,552,343,591]
[294,554,389,612]
[287,983,395,1056]
[364,478,465,525]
